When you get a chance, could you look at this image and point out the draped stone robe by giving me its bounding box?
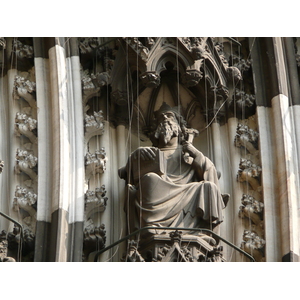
[119,145,225,236]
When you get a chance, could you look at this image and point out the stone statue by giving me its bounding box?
[119,102,228,242]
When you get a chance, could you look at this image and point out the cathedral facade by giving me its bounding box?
[0,37,300,262]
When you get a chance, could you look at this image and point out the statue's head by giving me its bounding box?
[150,102,187,146]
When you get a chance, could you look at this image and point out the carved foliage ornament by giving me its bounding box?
[237,158,262,191]
[234,89,256,108]
[235,123,259,156]
[12,39,34,59]
[85,148,107,180]
[15,148,38,180]
[85,110,105,141]
[241,230,265,261]
[85,185,108,217]
[239,194,264,227]
[13,186,37,232]
[15,112,37,144]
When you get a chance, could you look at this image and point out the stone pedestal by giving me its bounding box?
[124,230,225,262]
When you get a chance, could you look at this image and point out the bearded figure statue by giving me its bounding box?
[119,102,228,243]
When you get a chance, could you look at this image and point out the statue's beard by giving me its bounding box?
[154,120,181,145]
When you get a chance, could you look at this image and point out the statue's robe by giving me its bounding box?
[120,146,225,236]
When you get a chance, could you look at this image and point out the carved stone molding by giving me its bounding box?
[0,231,16,262]
[15,112,37,144]
[85,110,105,142]
[235,123,259,156]
[0,160,3,173]
[237,158,262,191]
[85,185,108,218]
[13,186,37,232]
[85,148,107,180]
[239,194,264,227]
[83,222,106,261]
[15,148,37,180]
[134,230,224,262]
[12,39,34,59]
[140,71,160,88]
[181,69,203,87]
[241,230,265,261]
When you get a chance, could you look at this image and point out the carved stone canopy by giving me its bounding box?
[109,37,243,129]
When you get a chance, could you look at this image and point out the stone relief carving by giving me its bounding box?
[13,186,37,232]
[235,123,259,156]
[15,112,37,144]
[85,110,105,142]
[239,194,264,227]
[237,158,262,190]
[119,102,228,251]
[15,148,37,181]
[85,148,107,180]
[85,185,108,218]
[12,39,34,59]
[241,230,265,261]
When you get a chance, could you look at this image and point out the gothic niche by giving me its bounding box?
[119,103,229,262]
[97,37,253,262]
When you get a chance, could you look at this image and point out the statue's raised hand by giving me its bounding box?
[182,141,199,158]
[132,147,157,161]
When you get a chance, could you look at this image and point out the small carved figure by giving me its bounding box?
[119,102,228,241]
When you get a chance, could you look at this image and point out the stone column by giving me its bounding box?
[249,37,281,262]
[33,38,52,261]
[227,117,244,261]
[47,38,71,262]
[65,38,85,262]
